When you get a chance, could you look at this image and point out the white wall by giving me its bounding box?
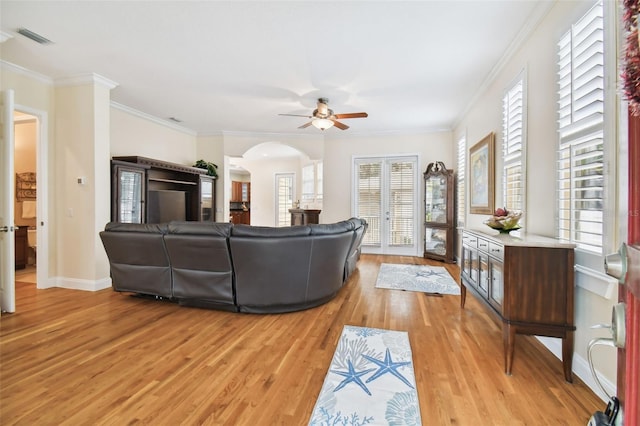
[2,63,57,280]
[453,0,618,398]
[110,105,197,165]
[323,131,454,224]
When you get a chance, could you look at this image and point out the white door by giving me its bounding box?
[0,90,16,313]
[275,173,294,227]
[354,156,419,256]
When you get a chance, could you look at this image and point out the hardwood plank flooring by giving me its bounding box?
[1,255,602,425]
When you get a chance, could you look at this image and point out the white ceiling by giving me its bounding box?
[0,1,551,136]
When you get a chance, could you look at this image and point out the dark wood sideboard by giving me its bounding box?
[289,209,321,226]
[460,228,576,382]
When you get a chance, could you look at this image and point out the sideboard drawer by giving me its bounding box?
[464,232,478,248]
[477,237,490,252]
[489,242,504,260]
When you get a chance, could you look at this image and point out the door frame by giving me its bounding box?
[15,103,49,290]
[352,154,420,256]
[1,90,16,313]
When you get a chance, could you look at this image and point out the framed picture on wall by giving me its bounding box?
[469,132,495,214]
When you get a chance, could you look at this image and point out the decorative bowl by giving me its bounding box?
[484,209,522,233]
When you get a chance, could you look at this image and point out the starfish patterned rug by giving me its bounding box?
[309,325,421,425]
[374,263,460,296]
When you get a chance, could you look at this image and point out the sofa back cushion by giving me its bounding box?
[164,221,234,305]
[99,222,172,297]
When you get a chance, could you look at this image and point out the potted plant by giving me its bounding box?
[193,159,218,178]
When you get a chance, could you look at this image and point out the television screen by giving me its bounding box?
[148,190,186,223]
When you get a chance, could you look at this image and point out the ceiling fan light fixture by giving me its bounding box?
[312,118,334,130]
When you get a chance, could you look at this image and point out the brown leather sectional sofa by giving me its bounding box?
[99,218,367,313]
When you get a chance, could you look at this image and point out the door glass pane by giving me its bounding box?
[119,170,142,223]
[490,261,503,305]
[356,161,381,246]
[388,160,415,246]
[276,173,294,227]
[425,227,447,256]
[201,179,212,221]
[425,176,447,223]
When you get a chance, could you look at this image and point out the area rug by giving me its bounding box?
[375,263,460,296]
[309,325,421,426]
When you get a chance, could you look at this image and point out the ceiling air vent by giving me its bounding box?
[17,27,52,45]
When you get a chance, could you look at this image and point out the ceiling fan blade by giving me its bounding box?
[298,121,313,129]
[333,112,368,119]
[331,120,349,130]
[280,113,313,118]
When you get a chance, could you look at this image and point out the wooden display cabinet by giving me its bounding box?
[111,156,216,223]
[423,161,455,262]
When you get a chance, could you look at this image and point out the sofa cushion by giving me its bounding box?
[231,224,311,237]
[104,222,168,234]
[308,220,354,235]
[168,221,232,237]
[99,222,172,298]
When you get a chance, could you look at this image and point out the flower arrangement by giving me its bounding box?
[484,207,522,233]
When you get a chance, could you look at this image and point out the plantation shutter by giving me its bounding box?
[502,77,525,212]
[356,161,382,245]
[301,164,314,202]
[457,135,466,227]
[316,162,323,202]
[387,160,415,246]
[276,173,294,227]
[556,0,604,252]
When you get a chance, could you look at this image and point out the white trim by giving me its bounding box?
[453,1,554,130]
[110,101,198,136]
[575,264,619,299]
[536,336,615,403]
[0,60,53,85]
[13,104,50,293]
[55,73,118,90]
[0,31,14,43]
[54,276,111,292]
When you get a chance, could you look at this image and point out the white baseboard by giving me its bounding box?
[536,336,615,403]
[53,276,112,292]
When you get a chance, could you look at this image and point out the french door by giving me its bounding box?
[0,90,16,313]
[353,156,418,256]
[275,173,294,227]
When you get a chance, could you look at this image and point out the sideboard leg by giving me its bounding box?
[562,330,575,383]
[460,283,467,308]
[504,324,516,375]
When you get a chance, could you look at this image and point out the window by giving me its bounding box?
[456,134,466,227]
[502,74,526,213]
[301,162,323,205]
[301,164,314,202]
[556,1,604,253]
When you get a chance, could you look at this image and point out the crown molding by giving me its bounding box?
[452,0,556,130]
[0,31,14,43]
[55,73,118,90]
[0,60,53,85]
[110,101,198,136]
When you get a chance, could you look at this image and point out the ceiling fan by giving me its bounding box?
[279,98,368,130]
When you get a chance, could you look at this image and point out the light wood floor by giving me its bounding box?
[1,255,602,425]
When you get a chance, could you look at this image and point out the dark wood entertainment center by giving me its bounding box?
[111,156,216,223]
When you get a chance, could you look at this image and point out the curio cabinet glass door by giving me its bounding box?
[424,161,455,262]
